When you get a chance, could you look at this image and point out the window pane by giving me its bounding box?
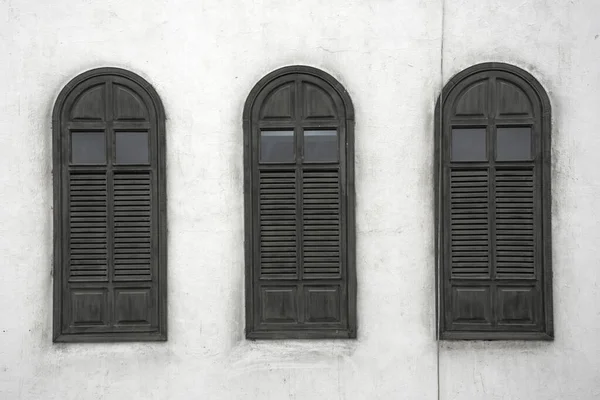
[260,130,294,163]
[116,131,149,164]
[451,128,487,161]
[497,127,532,161]
[303,130,338,162]
[71,132,106,164]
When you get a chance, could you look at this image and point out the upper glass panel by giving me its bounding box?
[260,130,294,163]
[303,130,338,162]
[115,131,149,164]
[496,127,532,161]
[451,128,487,161]
[71,131,106,164]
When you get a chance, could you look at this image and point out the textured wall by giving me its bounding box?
[0,0,598,398]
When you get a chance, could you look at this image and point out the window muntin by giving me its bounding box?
[244,66,356,339]
[53,68,167,342]
[436,63,552,340]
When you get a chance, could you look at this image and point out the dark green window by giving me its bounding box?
[53,68,167,342]
[243,66,356,339]
[435,63,553,340]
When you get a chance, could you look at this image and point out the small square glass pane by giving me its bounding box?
[260,130,294,163]
[303,130,338,162]
[71,132,106,164]
[451,128,487,161]
[497,127,531,161]
[116,131,149,164]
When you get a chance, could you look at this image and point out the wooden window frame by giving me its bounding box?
[243,66,356,339]
[52,67,167,342]
[435,62,553,340]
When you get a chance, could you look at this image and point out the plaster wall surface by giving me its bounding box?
[0,0,598,399]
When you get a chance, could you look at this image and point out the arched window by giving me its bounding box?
[52,68,167,342]
[243,66,356,339]
[435,63,552,340]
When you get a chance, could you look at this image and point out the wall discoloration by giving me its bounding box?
[0,0,598,398]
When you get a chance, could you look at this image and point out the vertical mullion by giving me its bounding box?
[295,77,304,283]
[294,77,306,324]
[488,76,498,326]
[105,79,115,325]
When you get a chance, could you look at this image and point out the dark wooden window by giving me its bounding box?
[53,68,167,342]
[435,63,553,340]
[244,66,356,339]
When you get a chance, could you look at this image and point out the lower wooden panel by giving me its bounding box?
[69,288,109,328]
[260,286,298,323]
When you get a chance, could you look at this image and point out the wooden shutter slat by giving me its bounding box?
[112,171,152,282]
[450,168,489,278]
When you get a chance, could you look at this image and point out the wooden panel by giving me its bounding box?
[304,82,337,119]
[495,168,535,278]
[304,286,341,323]
[449,169,490,278]
[302,170,341,278]
[260,286,298,323]
[496,286,536,325]
[453,80,488,117]
[259,170,298,279]
[450,286,491,325]
[70,289,108,326]
[68,172,108,282]
[114,84,148,121]
[70,84,105,121]
[113,171,153,282]
[114,288,152,325]
[259,83,294,119]
[497,79,532,117]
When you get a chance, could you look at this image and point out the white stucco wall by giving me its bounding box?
[0,0,598,399]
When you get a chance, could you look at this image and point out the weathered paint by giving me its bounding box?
[0,0,598,398]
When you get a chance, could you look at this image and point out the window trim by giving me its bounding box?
[434,62,553,340]
[52,67,167,342]
[243,65,356,339]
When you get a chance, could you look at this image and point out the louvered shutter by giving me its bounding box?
[438,65,552,340]
[302,169,341,278]
[113,172,153,282]
[68,173,108,282]
[259,170,298,279]
[54,69,166,342]
[246,68,355,339]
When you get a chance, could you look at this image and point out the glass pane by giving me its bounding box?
[497,127,532,161]
[451,128,487,161]
[303,130,338,162]
[71,132,106,164]
[116,131,149,164]
[260,130,294,163]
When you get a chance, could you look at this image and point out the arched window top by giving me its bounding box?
[243,65,354,122]
[52,67,167,342]
[53,67,165,127]
[437,62,550,123]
